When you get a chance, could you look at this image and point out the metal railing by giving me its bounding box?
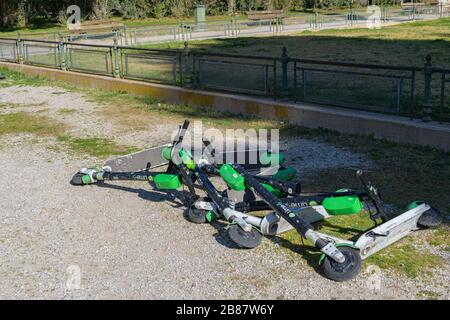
[0,37,449,123]
[66,42,115,76]
[2,5,449,47]
[0,38,17,62]
[191,52,276,96]
[119,47,183,85]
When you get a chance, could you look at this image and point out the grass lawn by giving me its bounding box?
[142,17,450,67]
[138,18,450,120]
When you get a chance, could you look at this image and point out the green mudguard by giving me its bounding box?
[323,190,363,215]
[272,167,296,181]
[161,146,171,161]
[154,174,182,190]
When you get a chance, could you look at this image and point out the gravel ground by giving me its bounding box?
[0,86,448,300]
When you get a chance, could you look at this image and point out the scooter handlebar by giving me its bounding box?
[355,169,388,220]
[181,120,190,130]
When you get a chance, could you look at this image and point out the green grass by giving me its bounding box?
[90,88,277,130]
[57,135,139,158]
[143,17,450,68]
[417,290,443,300]
[365,239,444,278]
[426,226,450,248]
[0,112,64,137]
[0,67,53,88]
[138,17,450,119]
[58,108,77,114]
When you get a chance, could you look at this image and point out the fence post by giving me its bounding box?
[113,35,120,78]
[422,54,433,122]
[58,32,66,70]
[281,46,289,99]
[382,6,388,22]
[124,25,129,45]
[183,41,191,87]
[315,12,319,30]
[16,32,23,64]
[181,22,185,41]
[231,17,235,37]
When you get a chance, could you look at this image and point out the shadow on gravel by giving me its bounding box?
[184,212,328,277]
[265,235,324,276]
[94,181,186,208]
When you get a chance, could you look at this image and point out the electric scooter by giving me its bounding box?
[206,163,442,281]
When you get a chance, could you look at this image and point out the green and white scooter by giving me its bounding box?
[70,120,296,204]
[197,163,442,281]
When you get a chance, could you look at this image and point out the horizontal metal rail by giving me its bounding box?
[0,36,449,122]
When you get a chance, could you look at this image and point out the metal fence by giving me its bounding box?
[0,37,449,123]
[115,4,450,45]
[22,39,60,68]
[191,52,276,96]
[120,47,182,84]
[3,5,449,47]
[66,43,115,76]
[292,60,417,115]
[0,39,17,62]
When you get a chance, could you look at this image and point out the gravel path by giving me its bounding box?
[0,86,448,300]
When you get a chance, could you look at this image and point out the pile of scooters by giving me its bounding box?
[71,120,443,282]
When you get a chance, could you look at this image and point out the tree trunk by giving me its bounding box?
[228,0,236,14]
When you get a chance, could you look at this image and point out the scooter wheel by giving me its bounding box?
[322,247,362,282]
[70,172,85,186]
[228,224,262,249]
[417,206,443,228]
[188,207,207,224]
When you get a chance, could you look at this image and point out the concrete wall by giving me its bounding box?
[1,61,449,151]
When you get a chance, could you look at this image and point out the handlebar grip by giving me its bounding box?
[356,169,366,187]
[254,175,301,195]
[182,120,190,130]
[268,179,301,196]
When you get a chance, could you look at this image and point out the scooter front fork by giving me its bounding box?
[233,164,346,264]
[194,167,255,232]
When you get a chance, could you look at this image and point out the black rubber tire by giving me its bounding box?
[188,207,207,224]
[322,246,362,282]
[70,172,85,186]
[228,224,262,249]
[417,206,443,228]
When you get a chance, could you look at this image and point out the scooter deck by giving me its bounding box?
[355,203,429,259]
[104,144,170,172]
[105,144,281,173]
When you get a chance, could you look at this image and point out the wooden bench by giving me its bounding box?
[247,10,285,21]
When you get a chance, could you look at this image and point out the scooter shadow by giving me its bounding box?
[94,181,187,209]
[186,214,325,274]
[180,212,244,249]
[265,234,324,275]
